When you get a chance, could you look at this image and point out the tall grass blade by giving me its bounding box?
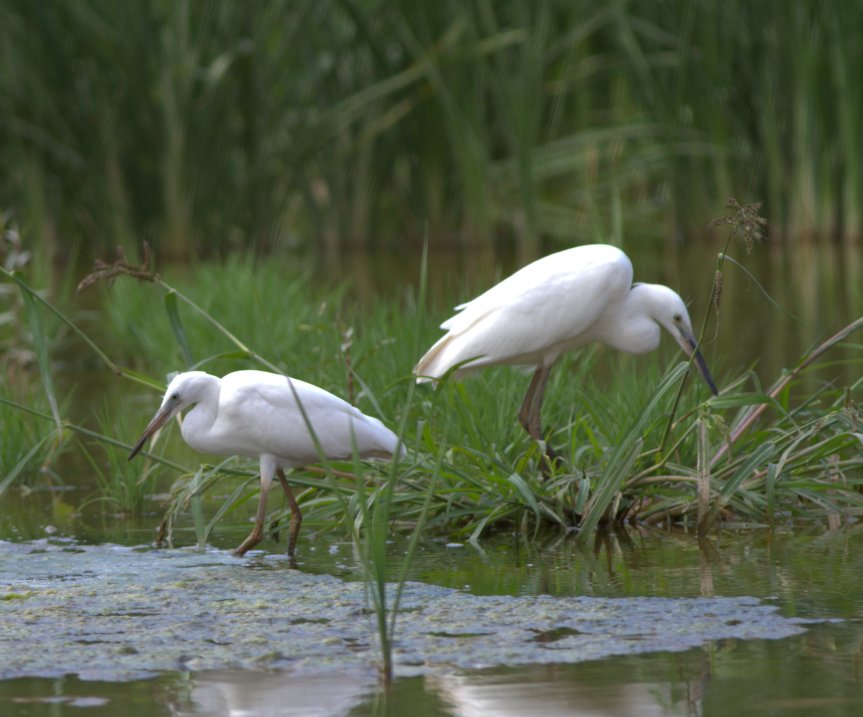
[189,467,208,545]
[0,432,55,496]
[0,395,190,473]
[20,289,61,430]
[711,316,863,466]
[164,290,195,368]
[156,280,267,366]
[389,436,445,646]
[203,473,259,546]
[696,418,710,536]
[578,362,689,539]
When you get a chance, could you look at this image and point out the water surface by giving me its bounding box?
[1,522,861,716]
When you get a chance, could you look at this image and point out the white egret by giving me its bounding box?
[415,244,717,455]
[129,369,404,557]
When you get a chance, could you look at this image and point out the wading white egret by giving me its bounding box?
[129,370,404,557]
[415,244,717,456]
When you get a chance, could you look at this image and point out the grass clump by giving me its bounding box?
[77,404,166,518]
[0,380,61,494]
[2,236,862,548]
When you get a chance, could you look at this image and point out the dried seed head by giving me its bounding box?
[77,242,158,292]
[710,197,767,252]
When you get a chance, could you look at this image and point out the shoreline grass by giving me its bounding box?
[2,245,861,545]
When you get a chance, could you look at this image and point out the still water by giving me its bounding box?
[2,495,862,717]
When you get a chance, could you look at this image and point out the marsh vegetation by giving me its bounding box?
[3,218,862,552]
[2,0,862,706]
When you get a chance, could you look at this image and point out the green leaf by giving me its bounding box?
[164,290,194,368]
[0,432,55,496]
[720,441,778,501]
[189,467,207,545]
[204,470,258,545]
[578,362,688,539]
[20,289,61,430]
[507,472,541,525]
[765,462,778,522]
[573,476,591,515]
[708,392,786,413]
[469,507,505,545]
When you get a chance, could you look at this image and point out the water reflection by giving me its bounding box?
[697,537,720,597]
[427,668,707,717]
[301,526,863,620]
[421,625,863,717]
[176,670,372,717]
[4,630,860,717]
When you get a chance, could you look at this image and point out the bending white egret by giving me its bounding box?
[129,369,404,557]
[415,244,717,455]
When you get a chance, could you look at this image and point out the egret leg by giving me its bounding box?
[234,480,271,556]
[276,469,302,558]
[526,365,552,442]
[519,364,554,442]
[235,458,277,556]
[518,366,548,439]
[518,364,560,471]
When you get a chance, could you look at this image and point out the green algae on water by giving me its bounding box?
[0,541,820,682]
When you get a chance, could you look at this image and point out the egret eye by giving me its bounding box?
[170,393,180,402]
[673,314,682,323]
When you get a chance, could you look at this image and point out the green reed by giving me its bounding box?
[3,1,862,265]
[0,383,60,494]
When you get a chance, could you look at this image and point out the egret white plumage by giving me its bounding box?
[415,244,717,455]
[129,369,404,557]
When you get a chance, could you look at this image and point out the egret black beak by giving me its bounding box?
[677,327,718,396]
[128,403,176,460]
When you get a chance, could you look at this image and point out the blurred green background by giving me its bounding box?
[2,0,860,265]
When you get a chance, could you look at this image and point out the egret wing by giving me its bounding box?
[218,371,397,464]
[440,245,628,335]
[418,245,632,375]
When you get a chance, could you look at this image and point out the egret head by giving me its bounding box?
[644,285,718,395]
[128,371,214,460]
